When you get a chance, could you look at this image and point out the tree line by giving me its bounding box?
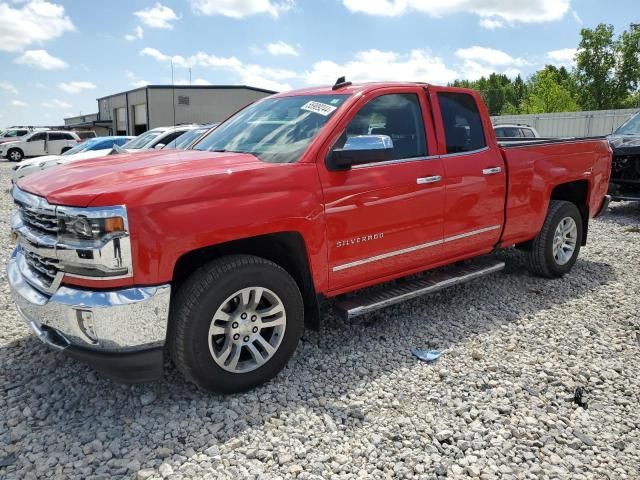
[450,23,640,116]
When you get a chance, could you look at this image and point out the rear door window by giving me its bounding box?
[29,132,46,141]
[521,128,535,138]
[437,93,486,154]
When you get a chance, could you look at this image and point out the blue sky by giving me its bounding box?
[1,0,638,126]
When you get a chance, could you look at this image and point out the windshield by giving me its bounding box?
[2,129,23,138]
[62,138,102,155]
[165,127,210,149]
[614,113,640,136]
[123,130,165,149]
[62,143,90,156]
[195,95,349,163]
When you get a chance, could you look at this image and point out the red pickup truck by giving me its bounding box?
[8,80,611,393]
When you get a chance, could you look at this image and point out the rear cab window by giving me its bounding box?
[437,92,486,154]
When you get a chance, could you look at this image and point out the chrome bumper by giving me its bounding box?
[8,248,170,353]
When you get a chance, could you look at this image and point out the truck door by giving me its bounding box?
[24,132,46,156]
[317,88,445,293]
[429,88,506,259]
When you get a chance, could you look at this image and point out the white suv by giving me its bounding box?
[493,124,539,139]
[0,130,80,161]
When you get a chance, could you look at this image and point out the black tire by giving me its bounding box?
[170,254,304,394]
[61,147,72,154]
[7,148,23,162]
[525,200,583,278]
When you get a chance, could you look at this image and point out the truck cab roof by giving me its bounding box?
[273,82,431,98]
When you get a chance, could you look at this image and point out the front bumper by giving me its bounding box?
[7,248,171,382]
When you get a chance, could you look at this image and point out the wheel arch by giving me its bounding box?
[172,232,321,330]
[550,180,590,246]
[6,146,24,160]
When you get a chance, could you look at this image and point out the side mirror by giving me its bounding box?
[327,135,394,171]
[154,143,165,150]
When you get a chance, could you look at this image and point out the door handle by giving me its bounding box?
[482,167,502,175]
[417,175,442,185]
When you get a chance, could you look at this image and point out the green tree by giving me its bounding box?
[522,67,579,113]
[575,23,640,109]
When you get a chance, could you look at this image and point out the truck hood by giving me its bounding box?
[608,135,640,156]
[18,149,270,207]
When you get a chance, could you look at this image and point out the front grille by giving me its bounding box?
[16,203,58,236]
[12,189,62,291]
[23,249,60,287]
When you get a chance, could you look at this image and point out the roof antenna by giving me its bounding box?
[332,76,352,90]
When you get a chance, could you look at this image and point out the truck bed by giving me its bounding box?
[497,136,612,248]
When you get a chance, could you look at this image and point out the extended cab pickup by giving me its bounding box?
[8,81,612,393]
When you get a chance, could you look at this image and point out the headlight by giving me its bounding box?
[55,206,132,279]
[59,214,126,241]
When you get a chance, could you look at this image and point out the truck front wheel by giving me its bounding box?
[170,255,304,393]
[525,200,583,278]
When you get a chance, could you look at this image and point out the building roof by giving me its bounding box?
[96,84,277,101]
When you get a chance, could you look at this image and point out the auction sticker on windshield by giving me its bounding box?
[301,101,337,116]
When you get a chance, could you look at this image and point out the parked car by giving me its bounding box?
[0,127,31,145]
[75,131,97,141]
[8,81,611,393]
[0,130,80,161]
[118,126,197,152]
[163,124,218,150]
[494,124,539,138]
[608,112,640,202]
[11,136,133,182]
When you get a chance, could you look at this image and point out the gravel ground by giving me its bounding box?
[0,159,639,480]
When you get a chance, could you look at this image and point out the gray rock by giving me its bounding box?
[140,391,157,406]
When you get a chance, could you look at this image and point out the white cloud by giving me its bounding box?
[547,48,577,67]
[0,81,18,95]
[454,46,528,79]
[342,0,570,28]
[0,0,74,52]
[455,46,528,67]
[126,71,150,88]
[42,99,72,109]
[266,41,299,56]
[304,49,459,85]
[141,47,294,91]
[189,0,294,18]
[14,49,68,70]
[125,25,144,41]
[134,3,179,29]
[479,18,504,29]
[571,10,583,25]
[11,100,28,107]
[58,81,97,93]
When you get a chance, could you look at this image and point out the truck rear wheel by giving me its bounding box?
[525,200,583,278]
[170,255,304,393]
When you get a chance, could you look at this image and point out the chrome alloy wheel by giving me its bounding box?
[208,287,286,373]
[552,217,578,266]
[9,150,21,161]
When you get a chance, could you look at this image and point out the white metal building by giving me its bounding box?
[492,108,639,137]
[91,85,276,136]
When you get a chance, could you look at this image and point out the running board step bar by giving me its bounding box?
[334,257,505,321]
